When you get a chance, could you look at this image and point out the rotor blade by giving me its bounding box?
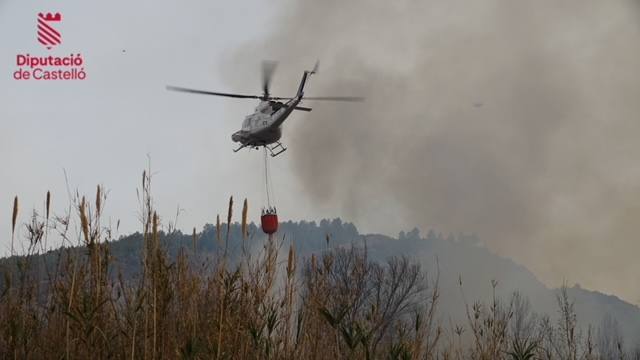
[262,61,278,98]
[302,96,364,102]
[282,103,313,112]
[269,95,365,102]
[166,85,261,99]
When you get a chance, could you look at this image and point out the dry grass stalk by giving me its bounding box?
[215,214,221,246]
[152,212,159,247]
[192,227,197,253]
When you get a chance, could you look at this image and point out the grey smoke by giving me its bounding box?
[228,0,640,303]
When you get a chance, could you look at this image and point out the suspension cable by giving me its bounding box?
[264,147,271,208]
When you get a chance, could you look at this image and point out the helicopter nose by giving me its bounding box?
[231,132,242,142]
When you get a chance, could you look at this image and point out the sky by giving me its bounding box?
[2,0,640,306]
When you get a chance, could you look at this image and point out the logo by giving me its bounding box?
[13,12,87,81]
[37,13,62,50]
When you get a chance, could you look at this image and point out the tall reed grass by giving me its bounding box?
[1,171,639,359]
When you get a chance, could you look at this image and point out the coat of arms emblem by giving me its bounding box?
[37,13,62,50]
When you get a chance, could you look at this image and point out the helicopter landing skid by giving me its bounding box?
[267,142,287,157]
[233,144,248,153]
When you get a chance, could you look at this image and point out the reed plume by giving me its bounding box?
[224,196,233,257]
[241,198,248,240]
[45,191,51,221]
[11,195,18,255]
[45,191,51,249]
[79,196,90,245]
[226,196,233,225]
[95,185,101,216]
[287,244,295,278]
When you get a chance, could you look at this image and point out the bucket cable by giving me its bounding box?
[264,147,271,208]
[267,151,276,207]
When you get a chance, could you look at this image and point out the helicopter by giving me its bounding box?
[167,61,363,157]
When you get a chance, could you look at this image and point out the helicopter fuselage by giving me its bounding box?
[231,97,300,147]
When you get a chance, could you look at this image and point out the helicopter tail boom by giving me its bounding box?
[295,61,319,99]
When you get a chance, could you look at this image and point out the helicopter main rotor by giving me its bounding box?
[167,61,364,102]
[262,60,277,100]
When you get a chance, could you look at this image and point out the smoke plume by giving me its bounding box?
[230,0,640,303]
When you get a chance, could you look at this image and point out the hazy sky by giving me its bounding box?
[224,0,640,305]
[3,0,640,305]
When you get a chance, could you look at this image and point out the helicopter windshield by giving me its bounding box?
[256,101,272,114]
[242,117,251,129]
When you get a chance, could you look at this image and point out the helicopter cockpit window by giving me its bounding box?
[242,117,251,129]
[260,106,272,114]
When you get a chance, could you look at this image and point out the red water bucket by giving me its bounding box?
[261,213,278,235]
